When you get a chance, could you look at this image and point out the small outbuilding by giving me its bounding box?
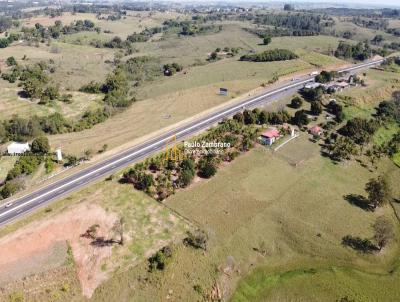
[309,125,323,136]
[219,88,228,96]
[7,142,30,155]
[260,128,280,146]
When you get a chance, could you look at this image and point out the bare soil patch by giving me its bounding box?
[0,201,117,298]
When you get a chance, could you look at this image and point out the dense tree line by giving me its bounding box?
[251,13,334,33]
[162,19,222,36]
[240,49,298,62]
[245,27,320,38]
[126,27,162,43]
[334,42,373,61]
[351,17,388,31]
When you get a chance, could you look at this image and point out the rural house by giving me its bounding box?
[309,125,323,136]
[259,128,280,146]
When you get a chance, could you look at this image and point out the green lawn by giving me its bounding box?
[393,152,400,167]
[232,262,400,302]
[373,123,400,146]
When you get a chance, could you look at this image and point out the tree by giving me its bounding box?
[311,101,323,115]
[6,56,17,66]
[209,51,218,61]
[373,216,394,250]
[198,160,217,178]
[292,110,309,126]
[243,109,256,124]
[113,217,125,245]
[263,36,271,45]
[284,4,295,11]
[233,112,244,124]
[31,136,50,154]
[178,159,196,187]
[365,176,391,209]
[184,230,208,250]
[290,96,303,109]
[328,136,358,161]
[315,70,335,83]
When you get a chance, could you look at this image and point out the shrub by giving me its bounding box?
[184,230,208,250]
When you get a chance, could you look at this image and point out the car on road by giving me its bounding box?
[5,202,13,208]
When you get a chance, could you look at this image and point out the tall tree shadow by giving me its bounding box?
[344,194,373,211]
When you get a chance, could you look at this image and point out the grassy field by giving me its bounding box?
[47,34,348,156]
[333,69,400,122]
[0,156,17,183]
[86,133,400,301]
[232,262,400,302]
[331,18,399,44]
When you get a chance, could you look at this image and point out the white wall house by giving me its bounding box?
[7,142,30,155]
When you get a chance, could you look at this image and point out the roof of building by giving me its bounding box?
[304,83,321,89]
[261,128,280,138]
[309,125,322,134]
[7,142,30,153]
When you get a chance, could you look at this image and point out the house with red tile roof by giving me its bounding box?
[309,125,323,136]
[259,128,280,146]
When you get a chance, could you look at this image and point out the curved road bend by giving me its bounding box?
[0,59,384,226]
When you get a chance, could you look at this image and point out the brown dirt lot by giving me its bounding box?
[0,202,117,298]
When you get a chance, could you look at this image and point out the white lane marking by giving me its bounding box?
[0,60,383,219]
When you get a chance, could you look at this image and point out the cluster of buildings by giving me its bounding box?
[304,75,358,93]
[259,124,323,147]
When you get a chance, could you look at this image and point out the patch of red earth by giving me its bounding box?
[0,202,117,298]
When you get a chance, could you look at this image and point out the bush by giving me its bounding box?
[289,96,303,109]
[342,235,377,253]
[198,160,217,178]
[6,56,17,66]
[0,180,23,199]
[184,230,208,250]
[148,246,172,271]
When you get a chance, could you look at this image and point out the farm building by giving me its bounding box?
[259,128,280,146]
[309,125,323,136]
[7,142,30,155]
[219,88,228,96]
[304,83,321,90]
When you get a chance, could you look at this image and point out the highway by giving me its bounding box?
[0,58,384,227]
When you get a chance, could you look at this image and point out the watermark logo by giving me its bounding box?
[164,135,184,162]
[164,135,232,161]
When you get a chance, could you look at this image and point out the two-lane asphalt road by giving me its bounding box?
[0,59,384,226]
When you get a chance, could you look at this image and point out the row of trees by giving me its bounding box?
[240,49,298,62]
[252,12,334,33]
[22,19,98,41]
